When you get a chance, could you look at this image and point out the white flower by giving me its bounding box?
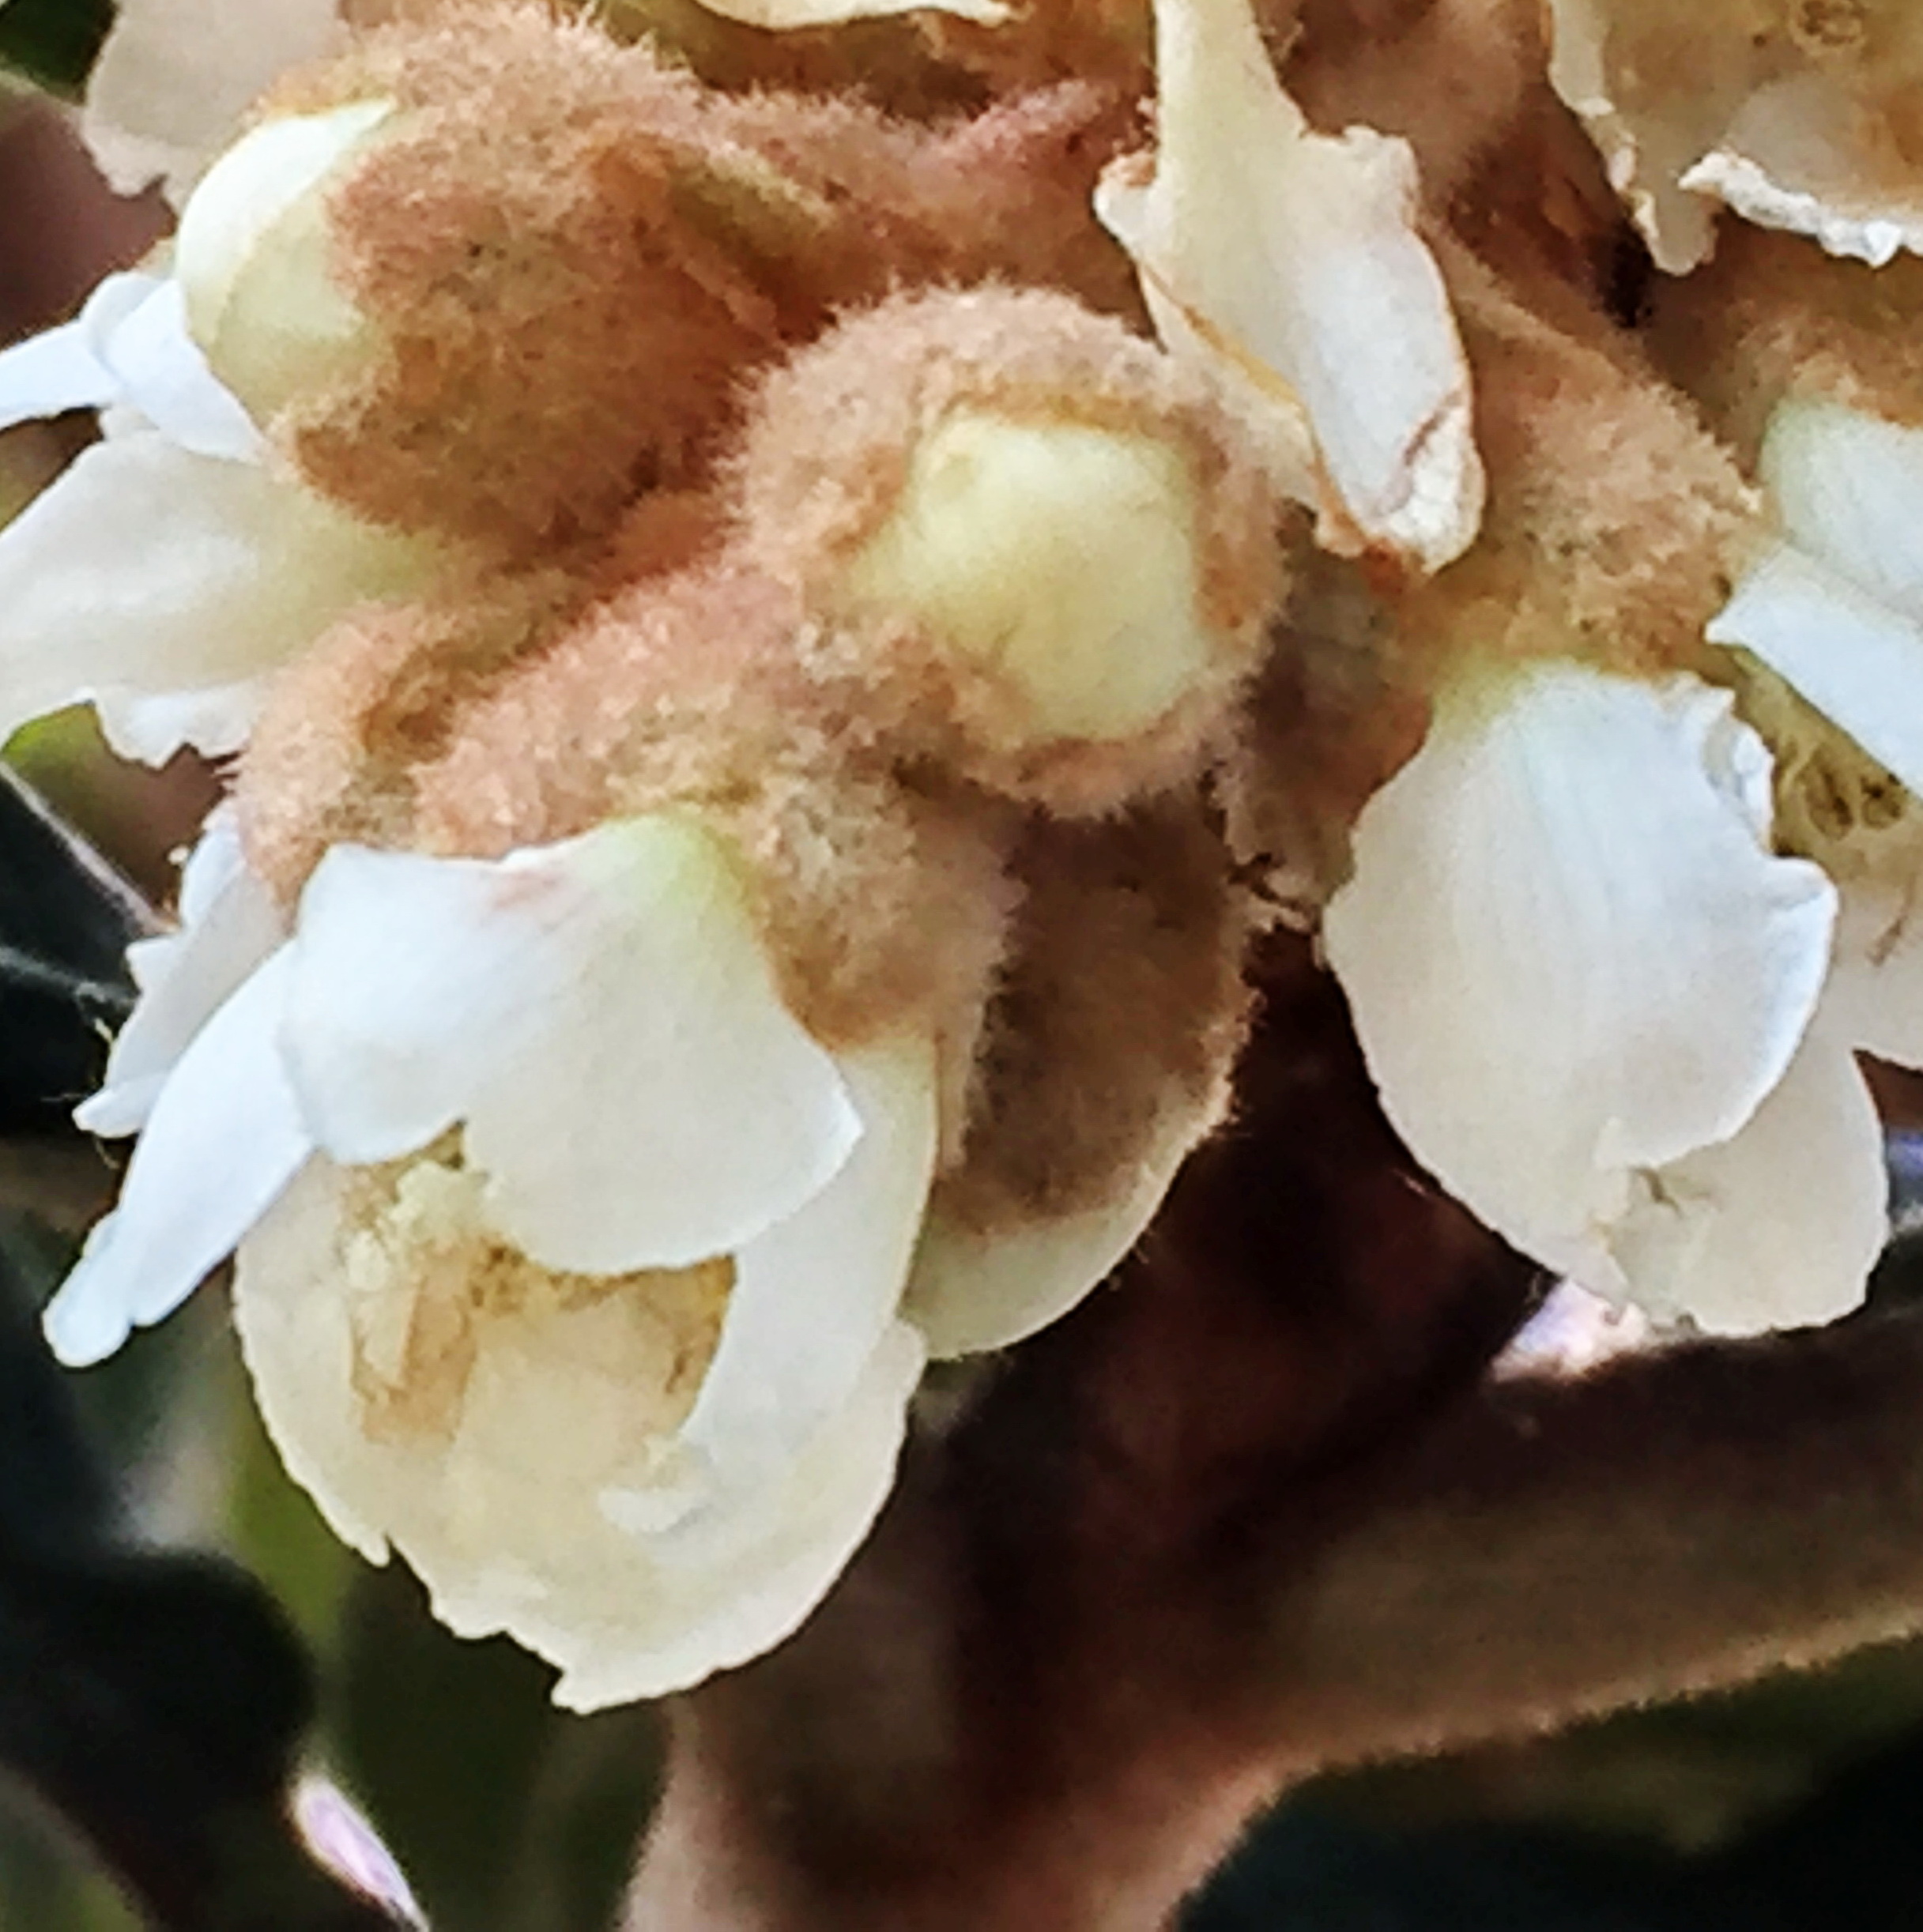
[1093,0,1483,573]
[1322,662,1886,1335]
[1549,0,1923,270]
[48,814,946,1705]
[0,107,428,765]
[1710,398,1923,1073]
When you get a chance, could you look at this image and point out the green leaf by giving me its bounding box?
[0,0,115,100]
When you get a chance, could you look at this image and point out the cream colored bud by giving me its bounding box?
[843,409,1221,748]
[175,100,395,424]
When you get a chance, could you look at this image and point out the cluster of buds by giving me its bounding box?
[5,0,1923,1701]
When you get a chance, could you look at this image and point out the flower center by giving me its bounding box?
[341,1145,732,1451]
[1727,651,1916,874]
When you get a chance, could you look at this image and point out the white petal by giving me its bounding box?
[1759,402,1923,627]
[678,1031,938,1481]
[0,428,428,760]
[43,947,311,1366]
[286,819,862,1274]
[77,813,285,1137]
[93,680,272,764]
[233,1158,925,1704]
[1822,870,1923,1069]
[1094,0,1482,571]
[1708,542,1923,802]
[82,0,347,204]
[903,1072,1221,1359]
[0,323,119,433]
[1607,1026,1885,1335]
[92,277,263,461]
[1323,665,1837,1287]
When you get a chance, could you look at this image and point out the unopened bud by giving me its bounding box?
[843,409,1217,747]
[735,286,1282,811]
[175,100,394,424]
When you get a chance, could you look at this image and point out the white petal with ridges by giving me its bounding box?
[43,947,311,1366]
[680,1031,938,1480]
[77,813,285,1138]
[1606,1025,1885,1335]
[1760,402,1923,625]
[0,427,428,760]
[1094,0,1481,571]
[285,819,862,1275]
[1323,665,1837,1290]
[904,1072,1222,1358]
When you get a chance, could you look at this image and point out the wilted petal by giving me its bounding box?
[1544,0,1740,273]
[1323,665,1837,1290]
[77,812,285,1137]
[0,427,428,759]
[680,1032,938,1479]
[1607,1025,1885,1334]
[285,819,862,1274]
[1549,0,1923,269]
[233,1158,925,1705]
[1094,0,1482,571]
[1683,75,1923,268]
[1683,151,1923,269]
[903,1075,1221,1358]
[83,0,346,203]
[44,947,311,1366]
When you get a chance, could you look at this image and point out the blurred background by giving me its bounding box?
[9,16,1923,1928]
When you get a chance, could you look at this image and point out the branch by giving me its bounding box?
[624,936,1923,1928]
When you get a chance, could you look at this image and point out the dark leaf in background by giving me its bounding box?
[0,779,410,1926]
[0,1224,408,1929]
[0,0,115,99]
[0,766,145,1139]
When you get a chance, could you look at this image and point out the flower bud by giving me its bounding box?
[175,100,394,424]
[840,409,1220,748]
[735,286,1283,813]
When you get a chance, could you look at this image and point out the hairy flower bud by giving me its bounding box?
[735,285,1284,813]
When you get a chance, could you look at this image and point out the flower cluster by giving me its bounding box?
[8,0,1923,1700]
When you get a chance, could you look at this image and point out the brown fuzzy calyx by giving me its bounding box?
[246,5,1138,563]
[1399,249,1761,684]
[1647,223,1923,460]
[930,798,1255,1239]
